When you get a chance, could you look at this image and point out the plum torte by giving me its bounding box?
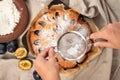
[27,4,100,70]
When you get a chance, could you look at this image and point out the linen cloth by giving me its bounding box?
[69,0,120,80]
[0,0,120,80]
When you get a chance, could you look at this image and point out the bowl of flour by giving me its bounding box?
[0,0,29,43]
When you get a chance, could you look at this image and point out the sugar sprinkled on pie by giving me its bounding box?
[27,4,91,68]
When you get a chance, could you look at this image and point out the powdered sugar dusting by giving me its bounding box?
[67,44,80,55]
[58,32,86,59]
[39,14,72,49]
[38,12,89,54]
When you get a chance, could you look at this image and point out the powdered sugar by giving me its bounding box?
[39,12,89,56]
[58,17,71,31]
[39,14,72,49]
[67,44,80,55]
[58,32,87,59]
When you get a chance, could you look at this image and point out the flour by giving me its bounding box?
[67,44,80,55]
[0,0,20,35]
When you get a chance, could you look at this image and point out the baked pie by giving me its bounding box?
[27,4,101,77]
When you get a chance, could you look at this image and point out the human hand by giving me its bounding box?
[90,22,120,49]
[34,47,60,80]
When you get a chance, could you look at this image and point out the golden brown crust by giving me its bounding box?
[55,53,77,69]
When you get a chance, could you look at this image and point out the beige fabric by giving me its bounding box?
[0,0,120,80]
[69,0,120,80]
[69,0,120,27]
[111,63,120,80]
[0,59,34,80]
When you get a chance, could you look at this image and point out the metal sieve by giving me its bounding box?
[57,31,88,61]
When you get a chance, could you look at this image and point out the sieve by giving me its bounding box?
[57,31,89,61]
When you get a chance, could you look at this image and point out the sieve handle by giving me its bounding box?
[95,38,107,42]
[88,38,107,47]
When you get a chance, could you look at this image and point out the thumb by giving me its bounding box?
[94,42,113,48]
[90,31,107,40]
[48,48,55,58]
[35,54,46,65]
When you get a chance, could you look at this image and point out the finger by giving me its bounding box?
[90,31,107,40]
[49,57,57,63]
[48,48,57,62]
[40,47,51,58]
[35,48,51,63]
[35,54,46,64]
[94,42,113,48]
[48,47,55,58]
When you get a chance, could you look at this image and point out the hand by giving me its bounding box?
[90,22,120,49]
[34,47,60,80]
